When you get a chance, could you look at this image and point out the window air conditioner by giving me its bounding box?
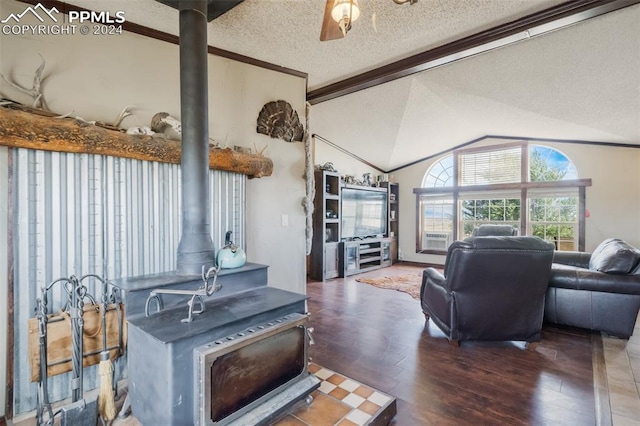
[423,232,451,251]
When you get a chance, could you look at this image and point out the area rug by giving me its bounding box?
[355,273,423,299]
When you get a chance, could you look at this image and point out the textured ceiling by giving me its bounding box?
[207,0,568,90]
[67,0,564,90]
[65,0,640,170]
[312,4,640,170]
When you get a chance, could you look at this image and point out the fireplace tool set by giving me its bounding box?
[32,274,125,426]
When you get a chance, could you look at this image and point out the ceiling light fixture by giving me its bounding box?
[331,0,360,37]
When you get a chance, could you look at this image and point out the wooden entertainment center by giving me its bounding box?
[309,170,399,281]
[341,238,392,277]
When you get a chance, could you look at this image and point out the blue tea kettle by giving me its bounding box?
[216,231,247,269]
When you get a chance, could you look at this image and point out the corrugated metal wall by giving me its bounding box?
[12,148,245,414]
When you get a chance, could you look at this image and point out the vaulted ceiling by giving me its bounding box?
[313,3,640,170]
[67,0,640,170]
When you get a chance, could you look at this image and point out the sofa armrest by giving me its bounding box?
[552,251,591,268]
[550,265,640,295]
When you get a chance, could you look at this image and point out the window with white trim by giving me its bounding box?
[415,142,589,253]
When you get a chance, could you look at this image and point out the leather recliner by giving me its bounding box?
[470,224,518,237]
[545,239,640,338]
[421,236,555,346]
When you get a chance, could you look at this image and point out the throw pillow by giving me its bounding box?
[589,238,640,274]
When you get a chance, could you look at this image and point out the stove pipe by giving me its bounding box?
[176,0,216,274]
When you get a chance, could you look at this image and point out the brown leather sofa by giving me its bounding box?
[545,238,640,338]
[421,236,555,346]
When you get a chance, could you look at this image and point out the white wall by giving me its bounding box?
[247,141,307,294]
[556,143,640,249]
[313,136,380,180]
[394,140,640,265]
[0,0,307,415]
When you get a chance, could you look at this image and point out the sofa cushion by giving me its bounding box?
[589,238,640,274]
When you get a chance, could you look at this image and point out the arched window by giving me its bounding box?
[422,155,454,187]
[417,142,589,252]
[529,145,577,182]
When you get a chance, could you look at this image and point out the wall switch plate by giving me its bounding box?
[281,214,289,227]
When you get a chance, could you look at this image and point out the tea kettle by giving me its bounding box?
[216,231,247,269]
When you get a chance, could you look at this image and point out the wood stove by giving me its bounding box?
[120,272,319,426]
[116,2,320,424]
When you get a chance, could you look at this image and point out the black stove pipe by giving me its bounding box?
[176,0,215,274]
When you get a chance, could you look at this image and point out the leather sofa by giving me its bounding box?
[421,236,555,346]
[545,238,640,338]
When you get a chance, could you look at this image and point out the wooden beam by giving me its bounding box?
[307,0,639,104]
[0,107,273,178]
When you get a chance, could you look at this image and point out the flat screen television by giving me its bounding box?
[341,187,388,240]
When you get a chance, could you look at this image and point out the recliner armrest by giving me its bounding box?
[552,250,591,268]
[422,268,447,291]
[420,268,454,332]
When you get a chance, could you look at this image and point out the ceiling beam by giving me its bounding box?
[307,0,639,105]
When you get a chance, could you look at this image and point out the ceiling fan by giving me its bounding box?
[320,0,418,41]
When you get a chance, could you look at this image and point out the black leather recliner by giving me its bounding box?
[470,224,518,237]
[545,239,640,338]
[421,236,555,346]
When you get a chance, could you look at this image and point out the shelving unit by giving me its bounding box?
[382,182,399,263]
[340,238,392,277]
[309,172,400,280]
[309,170,342,280]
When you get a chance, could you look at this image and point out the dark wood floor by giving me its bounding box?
[307,264,598,425]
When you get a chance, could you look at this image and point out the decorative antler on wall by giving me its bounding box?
[1,54,48,110]
[256,100,304,142]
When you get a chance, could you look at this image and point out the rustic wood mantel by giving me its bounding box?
[0,106,273,178]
